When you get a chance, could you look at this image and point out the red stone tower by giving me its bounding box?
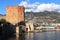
[6,6,25,24]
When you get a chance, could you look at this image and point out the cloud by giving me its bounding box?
[37,3,60,12]
[19,1,35,9]
[19,1,40,12]
[19,1,60,12]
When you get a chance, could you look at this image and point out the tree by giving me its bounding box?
[18,21,26,26]
[0,19,14,40]
[0,19,6,24]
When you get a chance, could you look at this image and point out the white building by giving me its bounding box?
[50,23,60,26]
[25,22,34,32]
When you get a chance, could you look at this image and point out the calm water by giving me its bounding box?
[8,31,60,40]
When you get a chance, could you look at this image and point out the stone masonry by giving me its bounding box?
[6,6,25,24]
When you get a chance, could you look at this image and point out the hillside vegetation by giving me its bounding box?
[25,11,60,23]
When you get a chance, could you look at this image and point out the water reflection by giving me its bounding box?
[25,33,34,40]
[4,31,60,40]
[8,33,25,40]
[33,31,60,40]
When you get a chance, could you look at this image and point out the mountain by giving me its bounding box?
[25,11,60,23]
[0,14,5,16]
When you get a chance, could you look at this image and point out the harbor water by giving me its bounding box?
[8,31,60,40]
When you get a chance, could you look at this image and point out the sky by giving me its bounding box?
[0,0,60,14]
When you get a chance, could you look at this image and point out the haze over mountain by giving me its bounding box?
[0,14,5,16]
